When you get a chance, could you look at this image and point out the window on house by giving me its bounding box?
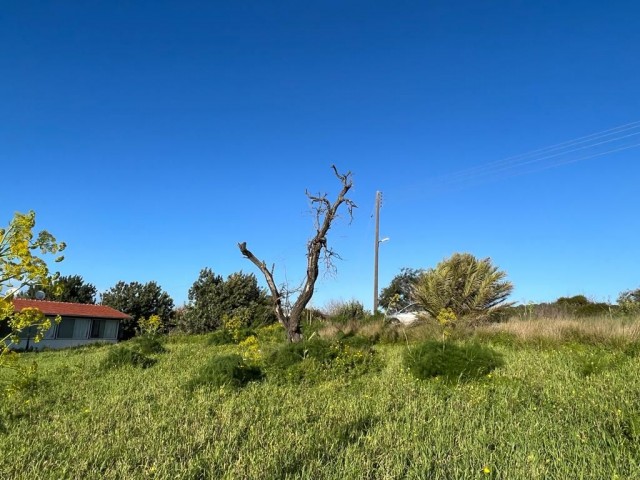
[18,325,39,339]
[90,319,106,338]
[56,319,76,339]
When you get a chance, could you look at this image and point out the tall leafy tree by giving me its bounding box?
[379,268,424,311]
[101,281,174,339]
[180,268,273,333]
[413,253,513,322]
[21,274,97,304]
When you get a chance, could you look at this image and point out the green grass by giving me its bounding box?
[2,332,640,479]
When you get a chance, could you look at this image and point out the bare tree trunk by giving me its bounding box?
[238,165,355,342]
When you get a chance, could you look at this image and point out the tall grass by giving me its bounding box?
[477,314,640,347]
[2,320,640,479]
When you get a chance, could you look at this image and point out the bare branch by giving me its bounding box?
[237,242,286,323]
[290,166,356,321]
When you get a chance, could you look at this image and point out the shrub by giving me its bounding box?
[332,344,382,377]
[138,315,163,335]
[207,328,255,346]
[238,335,262,364]
[186,354,263,390]
[232,328,256,343]
[575,303,611,317]
[265,338,336,371]
[404,340,503,382]
[618,288,640,315]
[264,337,381,383]
[556,295,590,308]
[255,323,286,343]
[334,332,374,349]
[207,328,234,345]
[324,300,368,323]
[101,347,156,369]
[133,335,166,355]
[207,329,235,346]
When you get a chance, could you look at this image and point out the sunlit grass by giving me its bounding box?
[1,324,640,479]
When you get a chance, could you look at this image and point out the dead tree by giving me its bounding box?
[238,165,355,342]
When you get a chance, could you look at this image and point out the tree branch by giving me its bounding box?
[238,165,356,341]
[237,242,286,323]
[290,166,355,319]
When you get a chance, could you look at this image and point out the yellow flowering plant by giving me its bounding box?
[238,335,262,364]
[222,307,252,342]
[436,307,457,347]
[1,211,65,395]
[138,314,163,336]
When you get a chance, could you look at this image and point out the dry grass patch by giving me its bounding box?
[478,315,640,347]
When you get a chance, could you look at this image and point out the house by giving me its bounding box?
[11,299,130,350]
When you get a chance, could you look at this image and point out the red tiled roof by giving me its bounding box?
[12,299,131,320]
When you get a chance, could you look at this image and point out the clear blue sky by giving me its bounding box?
[3,1,639,309]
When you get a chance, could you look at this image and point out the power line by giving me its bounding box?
[383,120,640,205]
[429,141,640,195]
[500,141,640,180]
[437,130,640,187]
[439,120,640,184]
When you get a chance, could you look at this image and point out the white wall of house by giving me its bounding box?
[14,316,121,350]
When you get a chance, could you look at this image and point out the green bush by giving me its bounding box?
[186,354,263,390]
[404,340,503,382]
[101,347,156,369]
[335,332,375,349]
[207,329,235,345]
[265,338,337,370]
[325,300,368,323]
[264,337,381,383]
[133,335,166,355]
[255,323,286,344]
[207,328,255,346]
[575,303,611,317]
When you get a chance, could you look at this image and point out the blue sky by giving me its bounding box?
[2,1,639,309]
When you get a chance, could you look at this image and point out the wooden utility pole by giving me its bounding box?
[373,191,381,312]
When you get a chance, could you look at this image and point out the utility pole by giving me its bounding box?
[373,191,381,312]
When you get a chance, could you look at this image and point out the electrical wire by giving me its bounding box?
[434,120,640,184]
[436,130,640,188]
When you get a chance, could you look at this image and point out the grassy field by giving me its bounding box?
[2,318,640,479]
